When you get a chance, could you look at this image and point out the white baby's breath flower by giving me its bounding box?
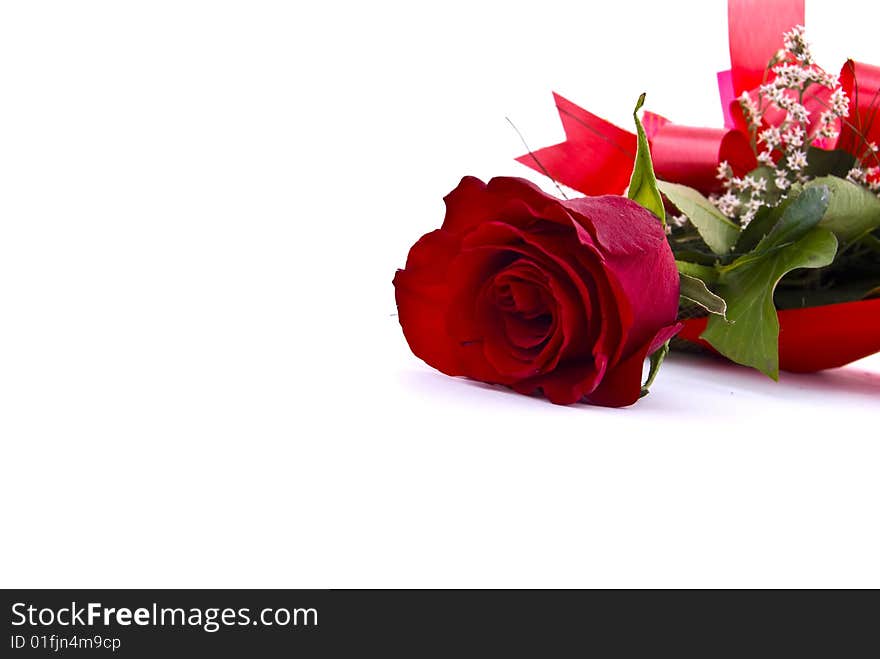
[757,150,775,166]
[830,88,850,117]
[716,160,734,181]
[787,102,810,123]
[776,93,796,111]
[773,64,811,88]
[782,24,814,64]
[740,198,764,227]
[775,172,791,190]
[716,191,741,218]
[847,167,866,184]
[759,126,782,148]
[783,125,805,148]
[739,92,761,128]
[820,126,839,140]
[786,149,808,171]
[741,198,764,228]
[759,83,778,96]
[818,71,839,88]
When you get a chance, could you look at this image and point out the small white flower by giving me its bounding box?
[776,93,796,111]
[773,63,809,88]
[830,88,850,117]
[759,127,782,148]
[757,150,775,165]
[782,25,814,64]
[784,125,805,147]
[775,173,791,190]
[787,149,808,170]
[847,167,866,183]
[819,71,840,88]
[759,83,784,104]
[788,102,810,123]
[746,198,763,213]
[716,191,741,217]
[819,126,839,140]
[716,160,734,181]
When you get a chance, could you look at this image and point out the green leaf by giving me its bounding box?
[807,176,880,244]
[672,248,717,266]
[733,166,786,210]
[702,228,838,379]
[640,340,670,398]
[657,180,740,255]
[680,273,728,317]
[734,200,784,253]
[627,93,666,227]
[675,259,718,283]
[754,185,830,252]
[804,147,856,179]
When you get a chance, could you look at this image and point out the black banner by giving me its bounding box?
[1,589,875,656]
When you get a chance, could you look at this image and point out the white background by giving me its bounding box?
[1,0,878,588]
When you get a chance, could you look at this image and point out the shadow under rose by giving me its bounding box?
[397,350,880,412]
[397,368,616,413]
[664,351,880,402]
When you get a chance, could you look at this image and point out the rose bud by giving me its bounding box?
[393,176,681,407]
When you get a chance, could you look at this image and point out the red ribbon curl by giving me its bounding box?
[517,0,880,372]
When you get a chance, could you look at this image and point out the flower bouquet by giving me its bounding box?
[394,0,880,407]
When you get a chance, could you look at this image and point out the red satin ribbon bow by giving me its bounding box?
[518,0,880,372]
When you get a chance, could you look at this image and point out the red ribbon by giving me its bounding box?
[514,93,637,197]
[518,0,880,372]
[839,59,880,160]
[726,0,805,100]
[678,298,880,372]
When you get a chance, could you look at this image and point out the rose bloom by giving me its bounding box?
[393,176,681,407]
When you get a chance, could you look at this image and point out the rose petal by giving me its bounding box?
[564,195,680,358]
[585,323,683,408]
[393,230,464,376]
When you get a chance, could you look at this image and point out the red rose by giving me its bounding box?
[393,176,681,407]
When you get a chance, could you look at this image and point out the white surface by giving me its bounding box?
[0,0,878,588]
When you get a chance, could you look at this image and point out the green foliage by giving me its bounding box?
[703,228,837,378]
[626,94,672,396]
[808,176,880,244]
[675,260,718,283]
[640,340,670,398]
[679,273,727,317]
[658,181,740,255]
[753,185,830,251]
[627,94,666,226]
[804,147,856,179]
[699,188,838,379]
[664,153,879,380]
